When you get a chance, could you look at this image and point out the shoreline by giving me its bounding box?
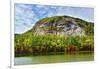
[15,51,94,57]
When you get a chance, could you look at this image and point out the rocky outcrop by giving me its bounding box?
[33,16,94,36]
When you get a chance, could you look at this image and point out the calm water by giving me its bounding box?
[14,52,94,65]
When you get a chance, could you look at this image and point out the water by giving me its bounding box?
[14,52,94,65]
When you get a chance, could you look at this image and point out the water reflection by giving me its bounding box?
[15,52,94,65]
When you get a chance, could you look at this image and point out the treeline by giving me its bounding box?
[15,32,94,56]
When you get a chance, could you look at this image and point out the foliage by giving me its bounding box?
[15,33,94,56]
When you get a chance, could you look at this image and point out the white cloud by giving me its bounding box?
[15,4,37,34]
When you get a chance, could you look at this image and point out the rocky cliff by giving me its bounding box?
[32,16,94,36]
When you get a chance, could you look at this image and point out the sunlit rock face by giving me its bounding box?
[33,16,93,36]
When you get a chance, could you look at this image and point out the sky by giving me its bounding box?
[15,3,94,34]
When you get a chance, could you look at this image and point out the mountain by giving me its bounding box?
[15,15,94,37]
[32,16,94,36]
[15,16,94,55]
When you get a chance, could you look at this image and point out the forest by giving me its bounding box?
[15,33,94,56]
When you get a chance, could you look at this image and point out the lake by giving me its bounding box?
[14,52,94,65]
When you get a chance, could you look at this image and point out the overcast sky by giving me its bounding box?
[15,3,94,34]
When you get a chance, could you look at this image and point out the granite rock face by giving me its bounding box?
[33,16,93,36]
